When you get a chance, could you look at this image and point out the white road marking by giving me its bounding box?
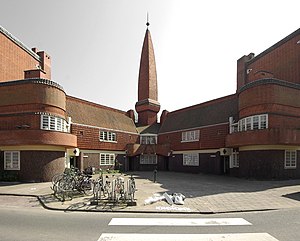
[97,233,279,241]
[109,218,252,226]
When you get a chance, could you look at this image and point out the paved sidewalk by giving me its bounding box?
[1,172,300,213]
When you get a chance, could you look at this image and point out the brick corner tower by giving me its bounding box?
[135,22,160,125]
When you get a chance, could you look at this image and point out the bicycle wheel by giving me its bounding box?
[51,173,63,185]
[82,179,94,196]
[93,181,102,200]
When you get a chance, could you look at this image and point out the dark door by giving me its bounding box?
[221,156,230,175]
[70,156,76,168]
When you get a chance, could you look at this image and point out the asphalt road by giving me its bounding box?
[0,203,300,241]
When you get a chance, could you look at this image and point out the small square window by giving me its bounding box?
[285,150,297,169]
[4,151,20,170]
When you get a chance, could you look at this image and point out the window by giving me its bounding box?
[140,154,157,164]
[260,115,267,129]
[41,115,68,132]
[140,135,157,144]
[253,116,259,130]
[4,151,20,170]
[240,119,246,131]
[183,153,199,166]
[285,150,297,169]
[100,153,115,165]
[235,114,268,132]
[100,131,117,142]
[230,149,239,168]
[182,130,200,142]
[246,117,252,130]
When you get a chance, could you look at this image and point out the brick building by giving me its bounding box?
[0,24,300,181]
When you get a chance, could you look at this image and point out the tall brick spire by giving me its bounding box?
[135,23,160,125]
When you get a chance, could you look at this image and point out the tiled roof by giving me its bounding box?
[136,123,161,134]
[159,94,238,133]
[66,96,138,134]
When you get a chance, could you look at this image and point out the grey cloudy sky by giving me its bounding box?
[1,0,299,113]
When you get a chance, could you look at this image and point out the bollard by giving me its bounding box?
[153,168,157,183]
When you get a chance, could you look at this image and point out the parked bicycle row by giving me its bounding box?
[51,167,136,204]
[92,172,136,204]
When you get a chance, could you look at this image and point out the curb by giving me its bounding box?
[0,193,277,215]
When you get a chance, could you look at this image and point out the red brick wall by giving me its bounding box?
[0,130,77,147]
[226,128,300,147]
[239,150,300,179]
[0,33,39,82]
[158,124,228,151]
[72,124,139,151]
[269,114,300,129]
[246,34,300,84]
[239,83,300,118]
[20,151,65,182]
[0,150,65,182]
[0,32,51,82]
[0,114,40,130]
[0,81,66,112]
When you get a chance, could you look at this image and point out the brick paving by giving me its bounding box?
[1,171,300,213]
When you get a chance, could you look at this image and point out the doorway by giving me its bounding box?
[70,156,76,168]
[222,156,230,175]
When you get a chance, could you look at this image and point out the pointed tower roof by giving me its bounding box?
[135,23,160,126]
[138,28,158,102]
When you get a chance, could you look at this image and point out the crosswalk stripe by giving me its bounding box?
[97,233,279,241]
[109,218,252,226]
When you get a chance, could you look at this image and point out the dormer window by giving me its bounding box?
[181,130,200,142]
[140,135,157,144]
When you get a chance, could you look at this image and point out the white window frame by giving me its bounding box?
[140,135,157,144]
[230,149,239,168]
[183,153,199,166]
[100,153,115,166]
[285,150,297,169]
[140,154,157,165]
[237,114,268,132]
[4,151,20,170]
[41,115,68,132]
[181,130,200,143]
[99,130,117,142]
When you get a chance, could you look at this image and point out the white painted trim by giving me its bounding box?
[173,149,220,155]
[109,218,251,226]
[98,233,278,241]
[81,149,126,155]
[0,145,66,151]
[239,145,300,151]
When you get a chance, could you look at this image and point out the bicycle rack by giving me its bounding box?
[91,175,137,206]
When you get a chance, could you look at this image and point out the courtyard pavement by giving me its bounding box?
[1,171,300,214]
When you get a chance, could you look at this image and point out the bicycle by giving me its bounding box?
[113,176,126,202]
[127,174,136,202]
[93,172,104,201]
[51,167,94,201]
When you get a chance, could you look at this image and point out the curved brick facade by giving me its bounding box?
[238,79,300,118]
[0,79,76,181]
[0,150,66,182]
[0,130,76,147]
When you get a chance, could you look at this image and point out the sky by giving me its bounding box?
[1,0,299,114]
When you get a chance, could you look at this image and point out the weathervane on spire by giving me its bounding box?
[146,12,150,27]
